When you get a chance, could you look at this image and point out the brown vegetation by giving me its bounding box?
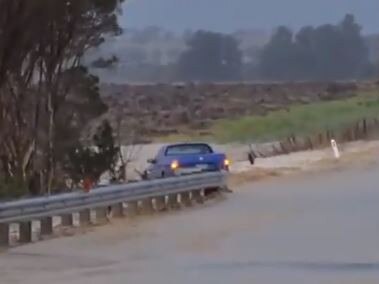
[97,81,364,142]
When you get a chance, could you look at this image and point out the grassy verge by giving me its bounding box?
[156,89,379,144]
[212,90,379,143]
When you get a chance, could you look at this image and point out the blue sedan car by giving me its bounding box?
[144,143,230,179]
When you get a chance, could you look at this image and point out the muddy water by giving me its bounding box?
[1,163,379,284]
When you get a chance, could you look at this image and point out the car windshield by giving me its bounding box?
[165,144,213,156]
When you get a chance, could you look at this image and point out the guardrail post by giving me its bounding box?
[192,190,204,204]
[95,207,108,223]
[155,196,166,212]
[61,214,74,227]
[167,194,180,209]
[19,221,32,243]
[111,203,124,218]
[126,201,138,217]
[181,192,192,207]
[140,198,154,214]
[40,217,53,236]
[0,223,10,246]
[79,209,91,226]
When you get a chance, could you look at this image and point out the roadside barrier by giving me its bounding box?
[0,172,227,247]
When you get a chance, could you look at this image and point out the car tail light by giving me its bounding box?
[224,159,230,166]
[223,158,230,170]
[171,160,179,170]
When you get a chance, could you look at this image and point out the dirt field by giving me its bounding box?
[88,81,369,143]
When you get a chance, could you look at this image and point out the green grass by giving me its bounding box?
[211,90,379,143]
[154,90,379,144]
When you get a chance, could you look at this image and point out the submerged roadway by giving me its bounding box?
[1,162,379,284]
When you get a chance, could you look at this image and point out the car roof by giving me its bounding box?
[165,142,210,147]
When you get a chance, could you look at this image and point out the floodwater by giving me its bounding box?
[1,163,379,284]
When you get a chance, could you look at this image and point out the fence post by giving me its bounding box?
[331,139,341,159]
[363,119,368,137]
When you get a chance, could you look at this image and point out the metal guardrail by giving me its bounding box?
[0,172,226,224]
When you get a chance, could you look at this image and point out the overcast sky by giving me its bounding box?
[121,0,379,34]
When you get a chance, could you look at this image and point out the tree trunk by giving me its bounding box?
[46,91,55,195]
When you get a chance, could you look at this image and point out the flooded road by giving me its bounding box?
[1,163,379,284]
